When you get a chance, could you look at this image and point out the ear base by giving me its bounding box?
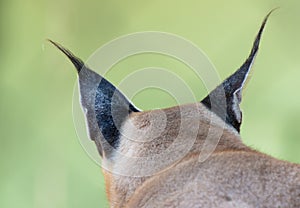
[201,10,275,132]
[94,76,139,151]
[49,40,140,157]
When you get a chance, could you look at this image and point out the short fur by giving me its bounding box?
[50,10,300,208]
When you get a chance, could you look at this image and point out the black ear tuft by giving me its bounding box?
[48,39,84,73]
[49,40,140,157]
[201,10,275,132]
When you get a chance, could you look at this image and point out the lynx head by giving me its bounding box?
[49,10,274,178]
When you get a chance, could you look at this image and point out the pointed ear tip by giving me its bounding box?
[258,8,279,32]
[46,38,53,43]
[47,39,84,73]
[47,39,65,51]
[46,39,65,53]
[270,7,280,14]
[46,38,56,46]
[265,7,280,21]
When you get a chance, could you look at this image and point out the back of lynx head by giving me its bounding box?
[50,10,300,208]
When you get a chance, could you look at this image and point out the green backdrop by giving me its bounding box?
[1,0,300,207]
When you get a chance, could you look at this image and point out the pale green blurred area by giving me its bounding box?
[1,0,300,207]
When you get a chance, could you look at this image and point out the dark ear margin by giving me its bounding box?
[201,10,276,132]
[48,40,139,157]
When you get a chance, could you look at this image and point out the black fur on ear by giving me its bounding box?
[201,10,276,132]
[49,40,139,157]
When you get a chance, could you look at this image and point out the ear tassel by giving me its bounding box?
[48,39,84,73]
[49,39,140,154]
[250,8,279,56]
[201,9,277,132]
[226,8,277,95]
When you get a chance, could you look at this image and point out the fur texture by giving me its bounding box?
[50,9,300,208]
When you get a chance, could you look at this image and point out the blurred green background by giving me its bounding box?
[1,0,300,207]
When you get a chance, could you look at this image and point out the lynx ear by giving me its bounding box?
[49,40,139,157]
[201,11,274,132]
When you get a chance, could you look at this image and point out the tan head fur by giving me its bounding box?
[50,10,300,208]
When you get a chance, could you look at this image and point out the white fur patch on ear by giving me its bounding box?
[232,92,242,124]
